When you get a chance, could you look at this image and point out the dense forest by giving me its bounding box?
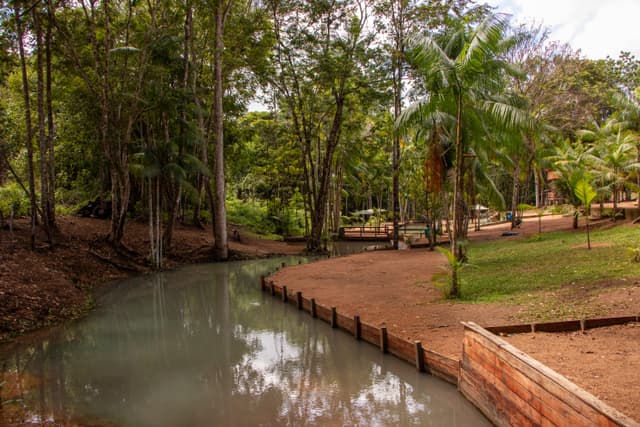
[1,0,639,281]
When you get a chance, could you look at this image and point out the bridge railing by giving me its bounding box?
[339,222,429,240]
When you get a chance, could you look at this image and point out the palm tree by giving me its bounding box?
[398,13,526,297]
[547,138,597,227]
[612,89,640,207]
[591,130,639,219]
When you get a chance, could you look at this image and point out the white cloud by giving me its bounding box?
[487,0,640,59]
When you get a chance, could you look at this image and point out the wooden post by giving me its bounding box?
[260,275,265,291]
[296,291,302,310]
[281,262,286,268]
[331,307,337,328]
[270,282,275,296]
[415,341,424,372]
[379,326,388,353]
[354,315,361,340]
[282,285,287,303]
[311,298,317,318]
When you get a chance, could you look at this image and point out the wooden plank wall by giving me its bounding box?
[486,315,639,335]
[460,322,640,427]
[263,277,460,386]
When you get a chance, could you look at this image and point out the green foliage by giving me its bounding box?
[364,209,390,227]
[0,183,29,216]
[606,51,640,95]
[226,197,273,233]
[628,246,640,263]
[517,203,535,211]
[551,204,573,215]
[226,195,305,237]
[572,179,597,215]
[266,192,306,237]
[1,0,637,256]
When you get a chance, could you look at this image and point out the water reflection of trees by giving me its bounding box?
[0,258,486,426]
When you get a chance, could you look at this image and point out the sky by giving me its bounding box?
[485,0,640,60]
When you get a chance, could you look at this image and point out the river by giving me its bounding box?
[0,257,490,426]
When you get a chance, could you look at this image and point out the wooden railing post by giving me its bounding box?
[311,298,317,318]
[331,307,337,328]
[379,326,388,353]
[282,286,287,303]
[270,282,275,296]
[415,341,424,372]
[354,315,361,340]
[296,291,302,310]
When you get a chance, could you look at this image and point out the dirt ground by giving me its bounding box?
[271,213,640,421]
[1,211,639,421]
[506,323,640,421]
[0,215,304,341]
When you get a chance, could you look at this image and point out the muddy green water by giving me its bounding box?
[0,258,490,426]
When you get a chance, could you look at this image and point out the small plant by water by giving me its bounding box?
[434,245,474,299]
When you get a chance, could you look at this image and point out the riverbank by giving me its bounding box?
[3,213,639,421]
[0,216,304,342]
[270,215,640,421]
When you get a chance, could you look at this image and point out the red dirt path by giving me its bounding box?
[271,214,640,421]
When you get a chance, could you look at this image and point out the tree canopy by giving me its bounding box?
[1,0,637,280]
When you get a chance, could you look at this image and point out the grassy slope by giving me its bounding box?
[461,223,640,307]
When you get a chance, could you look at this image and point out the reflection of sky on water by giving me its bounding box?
[0,258,490,426]
[243,330,303,385]
[356,370,425,415]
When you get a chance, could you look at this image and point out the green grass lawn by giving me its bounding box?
[460,223,640,304]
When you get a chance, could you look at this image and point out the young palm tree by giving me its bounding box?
[398,13,527,297]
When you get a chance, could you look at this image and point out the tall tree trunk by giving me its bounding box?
[15,2,38,250]
[534,167,541,208]
[636,146,640,208]
[212,0,230,260]
[307,95,345,252]
[184,2,203,229]
[100,0,127,246]
[332,161,343,235]
[391,0,404,251]
[46,0,56,227]
[511,159,521,229]
[613,181,619,221]
[34,6,53,244]
[450,90,465,298]
[165,0,193,244]
[163,113,181,249]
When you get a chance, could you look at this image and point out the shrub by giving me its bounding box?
[0,183,29,217]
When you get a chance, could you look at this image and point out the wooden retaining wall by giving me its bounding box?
[486,315,639,335]
[261,276,460,385]
[460,322,640,427]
